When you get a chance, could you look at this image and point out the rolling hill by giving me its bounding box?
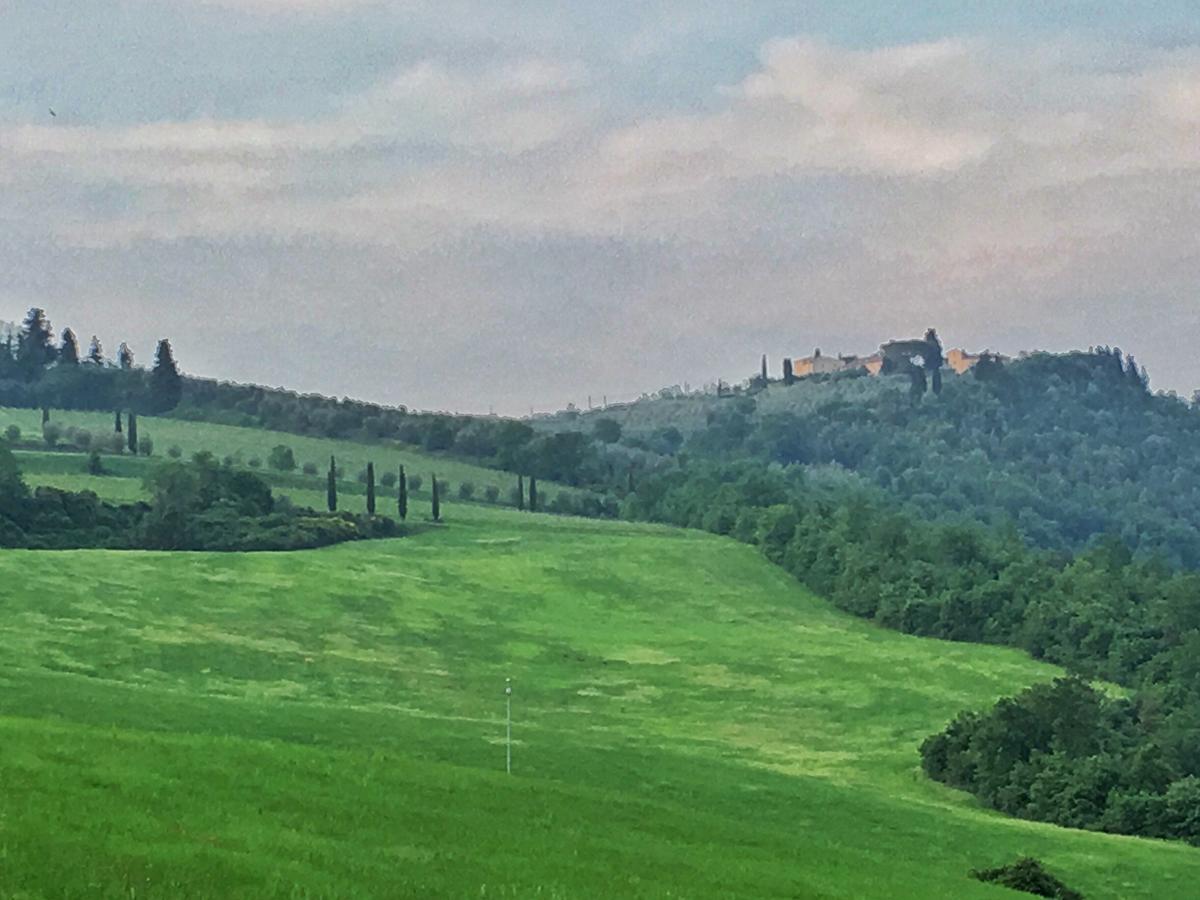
[2,503,1199,897]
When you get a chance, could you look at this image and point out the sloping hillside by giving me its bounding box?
[552,351,1200,566]
[1,506,1197,897]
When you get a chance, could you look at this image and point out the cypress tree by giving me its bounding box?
[761,354,768,385]
[327,456,338,512]
[783,358,794,386]
[431,473,441,522]
[114,410,122,433]
[18,308,55,379]
[127,411,138,454]
[398,465,408,521]
[366,461,376,515]
[517,475,525,511]
[150,338,184,412]
[529,476,538,512]
[118,342,134,370]
[41,407,49,425]
[59,329,80,365]
[87,336,103,365]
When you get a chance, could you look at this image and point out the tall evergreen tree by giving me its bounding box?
[517,474,525,511]
[761,354,768,385]
[783,358,794,386]
[431,473,441,522]
[114,410,122,433]
[127,412,138,454]
[59,328,80,365]
[17,308,55,379]
[150,338,183,412]
[529,476,538,512]
[327,456,338,512]
[87,336,104,365]
[397,466,408,521]
[118,342,134,370]
[366,461,376,515]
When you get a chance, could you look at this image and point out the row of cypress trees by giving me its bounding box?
[323,457,543,522]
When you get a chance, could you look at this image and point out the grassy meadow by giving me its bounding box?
[0,406,544,502]
[3,498,1200,898]
[3,410,1200,897]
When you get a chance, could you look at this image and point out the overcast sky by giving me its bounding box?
[2,2,1199,413]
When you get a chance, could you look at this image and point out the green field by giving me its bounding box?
[0,407,546,500]
[3,500,1199,898]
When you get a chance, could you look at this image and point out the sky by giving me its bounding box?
[2,2,1199,414]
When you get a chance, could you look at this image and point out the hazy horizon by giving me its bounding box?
[4,2,1200,414]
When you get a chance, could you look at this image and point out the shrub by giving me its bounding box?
[302,461,318,476]
[167,445,182,459]
[3,424,19,443]
[223,455,236,467]
[458,481,475,501]
[86,451,104,476]
[247,457,262,469]
[356,467,370,484]
[268,444,296,471]
[484,485,500,503]
[408,474,423,493]
[74,430,93,450]
[139,436,153,456]
[970,858,1084,900]
[380,471,397,488]
[42,423,62,448]
[108,432,125,453]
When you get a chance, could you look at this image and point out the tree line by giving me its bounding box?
[0,444,397,551]
[1,308,183,416]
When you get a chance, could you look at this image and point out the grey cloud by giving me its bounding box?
[3,30,1200,411]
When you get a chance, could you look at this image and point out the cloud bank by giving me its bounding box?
[2,14,1199,412]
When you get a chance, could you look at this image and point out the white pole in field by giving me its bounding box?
[505,677,512,775]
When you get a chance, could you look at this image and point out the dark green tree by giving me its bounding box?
[267,445,296,471]
[366,462,376,515]
[761,354,768,386]
[593,418,622,444]
[431,473,441,521]
[517,474,525,511]
[87,336,104,365]
[59,329,80,365]
[529,476,538,512]
[0,444,29,512]
[18,308,55,379]
[150,338,183,412]
[127,411,138,454]
[114,410,122,433]
[398,466,408,521]
[118,342,134,370]
[924,328,945,395]
[783,358,794,386]
[327,456,338,512]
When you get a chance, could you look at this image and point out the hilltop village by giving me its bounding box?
[791,346,1009,378]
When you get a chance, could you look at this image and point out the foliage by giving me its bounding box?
[0,449,397,551]
[268,444,296,471]
[970,858,1084,900]
[685,348,1200,567]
